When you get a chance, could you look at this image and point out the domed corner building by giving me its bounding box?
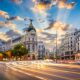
[24,19,38,60]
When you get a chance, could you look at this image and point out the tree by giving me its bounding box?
[0,51,4,60]
[5,50,13,60]
[13,43,28,60]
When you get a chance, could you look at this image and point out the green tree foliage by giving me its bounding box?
[0,51,4,60]
[12,43,28,60]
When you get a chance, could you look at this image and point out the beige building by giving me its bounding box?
[74,30,80,61]
[58,29,77,60]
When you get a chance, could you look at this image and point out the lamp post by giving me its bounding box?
[55,30,58,63]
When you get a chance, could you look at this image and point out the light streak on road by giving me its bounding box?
[43,60,80,69]
[6,62,75,80]
[2,60,80,80]
[7,65,49,80]
[6,61,80,76]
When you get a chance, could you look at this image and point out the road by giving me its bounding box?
[0,60,80,80]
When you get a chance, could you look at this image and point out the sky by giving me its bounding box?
[0,0,80,50]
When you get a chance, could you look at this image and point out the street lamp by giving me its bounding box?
[55,30,58,63]
[21,45,24,48]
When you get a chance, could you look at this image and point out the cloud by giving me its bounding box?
[31,5,48,16]
[11,0,22,4]
[32,0,52,10]
[38,19,45,23]
[0,21,15,29]
[41,32,56,40]
[58,0,76,9]
[5,21,17,30]
[0,32,11,41]
[7,16,24,21]
[6,29,22,38]
[36,25,67,50]
[43,20,71,48]
[0,10,9,19]
[0,21,22,41]
[0,21,5,27]
[0,11,23,39]
[58,0,66,8]
[37,28,47,39]
[32,0,76,14]
[0,10,23,32]
[44,20,70,31]
[40,31,60,44]
[36,28,44,33]
[6,22,23,35]
[32,0,56,15]
[0,21,22,35]
[44,20,56,30]
[66,2,76,9]
[36,28,57,49]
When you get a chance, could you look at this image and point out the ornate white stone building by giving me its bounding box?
[0,20,45,59]
[23,20,38,59]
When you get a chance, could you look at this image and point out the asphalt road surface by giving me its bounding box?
[0,60,80,80]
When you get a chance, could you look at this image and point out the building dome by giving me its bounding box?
[26,19,36,32]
